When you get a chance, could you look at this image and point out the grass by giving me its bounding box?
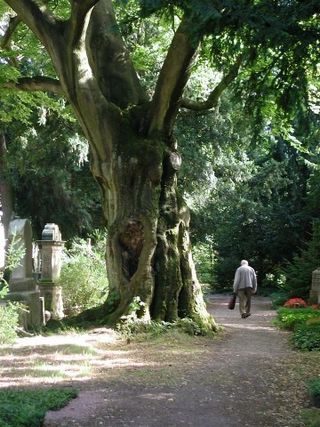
[30,362,69,379]
[0,387,78,427]
[53,344,97,355]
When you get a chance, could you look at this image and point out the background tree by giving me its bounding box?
[4,116,103,239]
[178,93,320,291]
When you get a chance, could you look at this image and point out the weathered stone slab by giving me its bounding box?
[6,218,45,328]
[310,268,320,303]
[8,219,34,290]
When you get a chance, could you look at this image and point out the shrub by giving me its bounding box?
[283,297,307,308]
[192,242,215,287]
[270,290,291,308]
[276,307,320,330]
[281,221,320,298]
[0,387,77,427]
[0,237,26,344]
[308,379,320,408]
[308,379,320,399]
[0,301,20,344]
[292,323,320,351]
[60,231,109,316]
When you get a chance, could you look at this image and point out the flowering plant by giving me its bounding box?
[283,297,307,308]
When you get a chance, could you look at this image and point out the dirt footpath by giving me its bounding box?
[43,295,316,427]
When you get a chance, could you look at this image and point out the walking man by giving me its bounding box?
[233,260,257,318]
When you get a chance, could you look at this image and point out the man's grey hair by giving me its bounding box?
[241,260,249,266]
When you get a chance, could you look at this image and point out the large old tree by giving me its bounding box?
[0,0,319,327]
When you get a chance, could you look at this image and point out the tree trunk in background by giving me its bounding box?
[0,133,13,238]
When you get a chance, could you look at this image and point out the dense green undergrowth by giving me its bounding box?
[276,307,320,352]
[0,387,78,427]
[276,305,320,425]
[276,307,320,331]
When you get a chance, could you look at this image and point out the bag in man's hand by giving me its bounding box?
[228,293,237,310]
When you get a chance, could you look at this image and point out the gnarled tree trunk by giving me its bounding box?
[3,0,216,330]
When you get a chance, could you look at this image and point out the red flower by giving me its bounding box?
[283,297,307,308]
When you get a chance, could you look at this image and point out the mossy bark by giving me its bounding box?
[90,118,215,331]
[5,0,217,331]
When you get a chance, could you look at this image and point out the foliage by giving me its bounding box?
[0,387,78,427]
[276,305,320,351]
[181,106,313,289]
[139,0,320,128]
[5,117,103,239]
[276,307,320,330]
[301,409,320,427]
[192,242,215,286]
[0,302,19,344]
[0,234,27,344]
[280,221,320,298]
[269,291,291,309]
[60,231,108,316]
[308,379,320,398]
[292,322,320,351]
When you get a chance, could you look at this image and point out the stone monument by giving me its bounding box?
[310,267,320,304]
[38,223,65,319]
[7,218,45,328]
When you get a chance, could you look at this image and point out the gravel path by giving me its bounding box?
[44,294,307,427]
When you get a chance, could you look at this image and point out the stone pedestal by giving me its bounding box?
[310,268,320,304]
[38,282,63,320]
[40,240,64,282]
[37,224,65,320]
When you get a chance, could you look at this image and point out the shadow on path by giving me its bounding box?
[44,294,304,427]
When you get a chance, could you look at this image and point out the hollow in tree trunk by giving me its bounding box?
[3,0,218,331]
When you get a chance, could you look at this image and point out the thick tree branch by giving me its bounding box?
[4,0,58,47]
[69,0,100,46]
[0,14,20,49]
[86,0,147,108]
[0,14,21,67]
[147,18,200,137]
[2,76,63,94]
[180,55,243,111]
